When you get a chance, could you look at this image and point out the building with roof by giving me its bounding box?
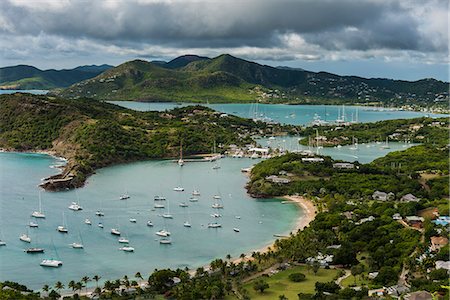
[430,236,449,252]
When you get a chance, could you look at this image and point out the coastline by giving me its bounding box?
[228,195,316,265]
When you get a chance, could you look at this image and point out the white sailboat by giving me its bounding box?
[154,195,166,201]
[98,222,104,228]
[129,218,137,223]
[207,222,222,228]
[147,220,154,227]
[173,186,184,192]
[162,198,173,219]
[183,206,192,227]
[119,191,130,200]
[192,190,201,196]
[111,228,121,236]
[118,236,129,243]
[159,238,172,244]
[95,210,105,216]
[154,203,165,209]
[40,241,62,267]
[179,202,188,207]
[178,141,184,166]
[155,229,171,237]
[189,197,199,202]
[57,212,68,233]
[31,191,46,218]
[29,219,39,228]
[19,229,31,243]
[70,231,84,249]
[349,136,358,150]
[380,137,390,149]
[84,218,92,225]
[233,228,240,232]
[119,245,134,252]
[68,201,83,211]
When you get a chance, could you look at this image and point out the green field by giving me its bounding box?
[226,266,339,300]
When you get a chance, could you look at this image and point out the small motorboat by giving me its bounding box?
[119,246,134,252]
[233,228,240,232]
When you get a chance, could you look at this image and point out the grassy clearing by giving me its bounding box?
[226,266,339,300]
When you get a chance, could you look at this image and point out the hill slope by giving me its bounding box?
[0,93,278,191]
[0,64,113,89]
[58,54,448,105]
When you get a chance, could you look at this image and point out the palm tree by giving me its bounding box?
[54,281,64,293]
[75,282,84,294]
[240,253,245,260]
[81,276,90,294]
[68,280,76,292]
[42,284,49,297]
[135,272,143,282]
[226,254,231,261]
[92,275,101,288]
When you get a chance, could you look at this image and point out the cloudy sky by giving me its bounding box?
[1,0,448,81]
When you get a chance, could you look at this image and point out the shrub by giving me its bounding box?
[288,272,306,282]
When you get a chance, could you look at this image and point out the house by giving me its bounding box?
[435,260,450,270]
[386,284,410,296]
[368,272,379,279]
[301,157,324,163]
[392,213,402,220]
[265,175,291,184]
[356,216,375,225]
[405,216,424,227]
[404,291,433,300]
[400,193,421,202]
[372,190,395,201]
[342,211,354,219]
[332,162,355,169]
[430,236,449,252]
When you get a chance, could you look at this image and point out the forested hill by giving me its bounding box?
[58,54,448,105]
[0,93,281,191]
[0,64,112,90]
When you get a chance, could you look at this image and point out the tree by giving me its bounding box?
[226,254,232,261]
[42,284,49,297]
[288,273,306,282]
[54,281,64,293]
[279,295,288,300]
[92,275,101,288]
[68,280,76,292]
[253,279,269,293]
[81,276,90,294]
[135,272,143,281]
[312,261,320,275]
[351,264,365,284]
[48,290,60,300]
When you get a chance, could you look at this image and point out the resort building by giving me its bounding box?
[405,216,424,228]
[435,260,450,270]
[332,162,355,169]
[404,291,433,300]
[265,175,291,184]
[301,157,324,163]
[372,190,395,201]
[400,193,421,202]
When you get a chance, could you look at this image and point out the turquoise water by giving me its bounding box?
[0,153,299,289]
[0,90,49,95]
[108,101,446,126]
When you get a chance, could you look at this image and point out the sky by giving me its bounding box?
[1,0,448,81]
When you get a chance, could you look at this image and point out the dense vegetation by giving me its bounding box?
[0,93,287,190]
[0,65,112,89]
[300,117,449,147]
[58,54,448,106]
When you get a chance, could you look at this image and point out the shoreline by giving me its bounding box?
[227,195,316,266]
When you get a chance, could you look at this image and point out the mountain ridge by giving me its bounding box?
[54,54,448,105]
[0,64,113,89]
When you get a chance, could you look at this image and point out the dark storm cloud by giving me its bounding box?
[1,0,442,52]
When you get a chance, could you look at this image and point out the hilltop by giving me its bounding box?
[58,54,448,106]
[0,64,112,89]
[0,93,287,191]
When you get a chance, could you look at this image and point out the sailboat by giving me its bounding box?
[70,231,84,249]
[118,236,129,243]
[173,186,184,192]
[192,190,200,196]
[349,136,358,150]
[19,228,31,243]
[178,141,184,166]
[154,203,165,209]
[162,199,173,219]
[57,212,68,233]
[31,191,46,218]
[0,231,6,246]
[119,245,135,252]
[159,237,172,244]
[119,191,130,200]
[29,219,39,228]
[40,241,62,268]
[179,202,188,207]
[84,218,92,225]
[183,206,192,227]
[154,195,166,201]
[380,137,390,149]
[25,230,44,253]
[95,210,105,217]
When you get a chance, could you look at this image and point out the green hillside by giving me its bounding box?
[0,64,112,89]
[0,93,282,191]
[58,54,448,105]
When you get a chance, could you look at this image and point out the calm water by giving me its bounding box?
[108,101,446,126]
[0,90,49,95]
[0,139,412,288]
[0,153,298,289]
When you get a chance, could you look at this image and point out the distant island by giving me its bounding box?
[54,54,448,108]
[0,64,112,90]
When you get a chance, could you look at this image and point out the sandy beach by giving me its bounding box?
[229,195,317,265]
